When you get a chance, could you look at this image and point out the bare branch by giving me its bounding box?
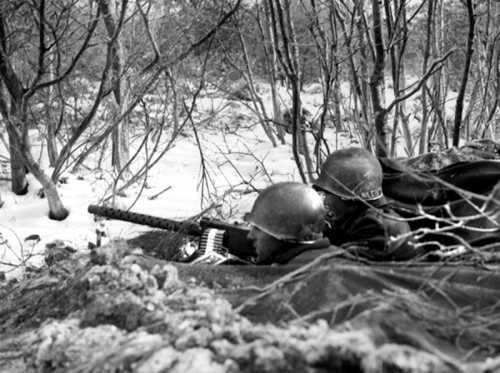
[26,7,101,96]
[136,0,160,67]
[386,51,454,113]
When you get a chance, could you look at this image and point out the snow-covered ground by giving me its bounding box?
[0,80,457,278]
[0,87,353,278]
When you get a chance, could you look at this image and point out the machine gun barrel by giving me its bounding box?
[87,204,203,236]
[88,204,255,259]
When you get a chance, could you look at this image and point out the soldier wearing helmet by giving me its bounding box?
[245,182,332,265]
[313,147,420,261]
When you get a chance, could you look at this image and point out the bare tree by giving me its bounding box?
[385,0,411,156]
[452,0,475,147]
[426,0,449,152]
[301,0,339,167]
[261,1,287,145]
[417,0,434,154]
[226,12,279,147]
[473,0,500,139]
[0,0,242,218]
[0,2,103,219]
[362,0,451,157]
[98,0,130,174]
[334,1,372,148]
[369,0,388,156]
[267,0,312,182]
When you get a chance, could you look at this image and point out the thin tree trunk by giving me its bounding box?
[23,150,68,220]
[334,4,370,147]
[386,0,401,156]
[396,0,412,155]
[6,121,28,195]
[473,0,498,138]
[111,80,131,172]
[463,79,480,141]
[452,0,475,147]
[8,116,68,219]
[235,22,278,147]
[0,97,28,194]
[307,0,334,167]
[419,0,433,154]
[46,54,58,166]
[263,1,286,144]
[429,0,447,150]
[166,69,180,134]
[0,7,69,218]
[98,0,130,173]
[438,0,448,148]
[370,0,387,156]
[285,0,313,177]
[0,17,28,195]
[268,0,308,181]
[356,8,373,148]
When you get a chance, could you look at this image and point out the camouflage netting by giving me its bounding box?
[1,240,500,373]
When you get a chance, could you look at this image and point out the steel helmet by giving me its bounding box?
[245,182,326,243]
[314,147,383,200]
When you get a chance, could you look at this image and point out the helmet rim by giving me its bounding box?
[245,182,326,243]
[313,147,384,201]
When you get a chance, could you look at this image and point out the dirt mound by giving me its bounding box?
[1,240,499,372]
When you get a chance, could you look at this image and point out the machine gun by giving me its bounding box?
[87,205,255,265]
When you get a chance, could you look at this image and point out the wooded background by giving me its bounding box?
[0,0,498,219]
